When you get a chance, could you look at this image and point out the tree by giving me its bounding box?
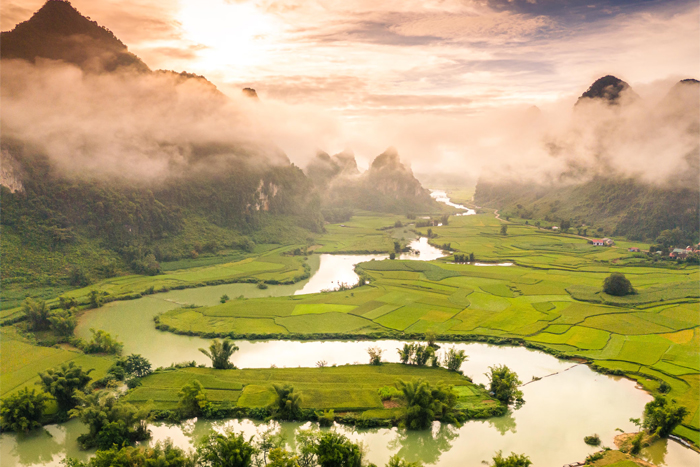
[500,225,508,236]
[124,354,152,378]
[444,347,468,372]
[271,384,302,420]
[0,388,48,433]
[603,273,635,296]
[37,362,93,412]
[178,380,208,417]
[489,451,532,467]
[486,365,523,405]
[396,378,457,430]
[314,431,362,467]
[560,219,571,232]
[48,307,77,336]
[220,294,229,304]
[65,440,195,467]
[642,395,688,437]
[81,328,123,354]
[394,241,401,253]
[88,290,103,309]
[69,390,151,450]
[22,298,50,331]
[197,430,257,467]
[199,339,239,369]
[268,448,300,467]
[367,346,383,365]
[389,252,396,260]
[398,344,413,364]
[386,455,422,467]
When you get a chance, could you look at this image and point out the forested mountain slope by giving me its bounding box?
[475,76,699,243]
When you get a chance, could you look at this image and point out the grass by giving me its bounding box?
[5,209,699,441]
[0,327,114,398]
[123,363,494,414]
[150,211,699,436]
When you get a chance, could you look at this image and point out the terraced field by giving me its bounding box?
[123,364,498,418]
[157,213,700,445]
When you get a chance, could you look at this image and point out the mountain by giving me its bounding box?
[306,147,438,214]
[475,77,699,244]
[0,0,149,73]
[576,75,639,105]
[0,1,323,306]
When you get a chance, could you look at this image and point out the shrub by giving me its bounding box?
[583,434,601,446]
[314,431,362,467]
[489,451,532,467]
[197,430,257,467]
[444,347,468,372]
[642,395,688,437]
[80,329,123,355]
[0,388,48,433]
[316,409,335,427]
[486,365,523,405]
[603,273,635,296]
[178,380,208,417]
[271,384,302,420]
[396,378,457,430]
[367,346,384,365]
[38,362,93,411]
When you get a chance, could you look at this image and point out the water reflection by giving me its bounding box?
[486,409,517,435]
[388,423,459,465]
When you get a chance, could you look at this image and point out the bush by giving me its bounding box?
[178,380,208,417]
[642,395,688,437]
[444,347,468,372]
[603,273,635,296]
[316,409,335,427]
[80,329,123,355]
[486,365,523,405]
[197,430,256,467]
[583,434,601,446]
[367,346,384,365]
[314,431,362,467]
[38,362,93,412]
[396,378,457,430]
[489,451,532,467]
[0,388,48,433]
[257,281,268,289]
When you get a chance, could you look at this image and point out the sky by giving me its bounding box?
[2,0,699,177]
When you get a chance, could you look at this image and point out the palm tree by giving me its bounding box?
[271,384,302,420]
[199,339,239,369]
[398,343,413,364]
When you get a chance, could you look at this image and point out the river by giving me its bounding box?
[2,192,697,466]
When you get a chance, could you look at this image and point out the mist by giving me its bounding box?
[1,58,697,188]
[0,58,340,182]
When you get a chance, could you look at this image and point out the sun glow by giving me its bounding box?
[177,0,278,71]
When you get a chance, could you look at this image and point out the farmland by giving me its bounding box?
[155,211,700,445]
[123,364,499,420]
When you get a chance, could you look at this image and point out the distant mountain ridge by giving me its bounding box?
[475,75,700,243]
[306,147,438,214]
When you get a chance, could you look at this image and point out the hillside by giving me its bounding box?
[306,147,439,214]
[475,76,699,244]
[0,1,323,307]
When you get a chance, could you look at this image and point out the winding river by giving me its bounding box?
[2,191,697,466]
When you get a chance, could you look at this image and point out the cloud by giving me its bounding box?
[0,59,339,181]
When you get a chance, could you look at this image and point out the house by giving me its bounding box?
[628,247,640,252]
[591,239,605,246]
[552,226,559,230]
[670,248,688,259]
[602,238,615,246]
